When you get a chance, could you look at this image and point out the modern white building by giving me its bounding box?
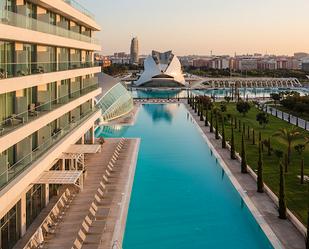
[0,1,131,248]
[135,50,186,87]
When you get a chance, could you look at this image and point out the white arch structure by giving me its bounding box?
[191,77,302,89]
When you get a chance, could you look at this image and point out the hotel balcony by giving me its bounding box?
[0,107,101,216]
[0,10,99,45]
[35,0,100,31]
[0,16,101,52]
[0,61,99,80]
[0,78,99,139]
[0,63,101,94]
[0,106,100,192]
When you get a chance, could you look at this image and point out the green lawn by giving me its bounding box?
[213,103,309,224]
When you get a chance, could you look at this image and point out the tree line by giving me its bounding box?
[187,94,309,248]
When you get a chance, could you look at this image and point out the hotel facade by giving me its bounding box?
[0,0,107,248]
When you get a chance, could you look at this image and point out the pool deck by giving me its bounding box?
[184,101,305,249]
[40,138,139,249]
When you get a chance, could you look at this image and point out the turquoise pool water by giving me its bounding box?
[131,87,308,99]
[96,104,274,249]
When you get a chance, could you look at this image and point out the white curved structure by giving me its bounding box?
[135,50,186,87]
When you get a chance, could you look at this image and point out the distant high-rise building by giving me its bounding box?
[130,37,139,64]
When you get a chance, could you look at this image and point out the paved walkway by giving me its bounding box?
[264,105,309,131]
[42,138,139,249]
[185,102,305,249]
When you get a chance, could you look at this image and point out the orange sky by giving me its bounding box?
[80,0,309,56]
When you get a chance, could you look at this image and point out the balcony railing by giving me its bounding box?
[62,0,95,20]
[0,61,100,80]
[0,10,99,44]
[0,80,98,137]
[0,107,99,191]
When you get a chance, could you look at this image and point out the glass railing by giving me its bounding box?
[0,107,99,191]
[0,81,98,137]
[62,0,95,20]
[0,61,99,79]
[0,10,99,44]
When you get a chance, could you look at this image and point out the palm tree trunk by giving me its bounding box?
[257,141,264,193]
[279,161,287,219]
[231,127,236,160]
[205,108,209,126]
[241,133,248,173]
[222,116,226,148]
[288,142,291,164]
[215,113,219,140]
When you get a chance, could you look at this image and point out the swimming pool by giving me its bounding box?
[96,104,275,249]
[130,87,309,99]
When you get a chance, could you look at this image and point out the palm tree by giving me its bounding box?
[231,127,236,160]
[257,141,264,193]
[222,114,226,148]
[200,102,204,121]
[274,149,287,219]
[210,108,214,133]
[215,111,219,140]
[241,133,248,173]
[273,127,300,165]
[294,143,306,184]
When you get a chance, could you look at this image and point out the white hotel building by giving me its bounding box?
[0,0,120,248]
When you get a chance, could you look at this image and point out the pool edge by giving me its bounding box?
[185,103,284,249]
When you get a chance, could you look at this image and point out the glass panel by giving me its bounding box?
[0,201,20,249]
[0,79,98,136]
[0,41,14,79]
[26,184,45,228]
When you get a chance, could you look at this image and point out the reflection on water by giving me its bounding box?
[95,104,180,137]
[144,104,179,123]
[96,124,129,138]
[131,87,308,99]
[133,89,182,99]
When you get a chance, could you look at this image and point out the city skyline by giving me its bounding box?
[80,0,309,56]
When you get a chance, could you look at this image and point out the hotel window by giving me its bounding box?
[81,26,91,37]
[48,11,56,25]
[70,49,81,69]
[57,47,69,71]
[25,0,36,19]
[0,91,14,124]
[2,0,17,12]
[15,43,36,76]
[57,15,69,30]
[70,20,81,34]
[0,41,14,78]
[26,184,45,229]
[0,202,21,249]
[37,45,56,73]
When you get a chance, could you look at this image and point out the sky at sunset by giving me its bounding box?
[79,0,309,56]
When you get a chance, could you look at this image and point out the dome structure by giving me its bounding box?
[135,50,186,87]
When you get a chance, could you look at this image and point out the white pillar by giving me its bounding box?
[45,184,49,206]
[20,193,27,236]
